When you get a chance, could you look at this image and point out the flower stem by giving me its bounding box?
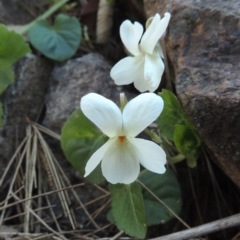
[144,128,162,144]
[169,153,186,163]
[19,0,70,35]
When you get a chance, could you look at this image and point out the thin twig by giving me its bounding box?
[0,135,28,187]
[36,157,42,233]
[0,141,29,225]
[0,233,54,239]
[93,184,109,195]
[11,192,68,240]
[0,183,84,211]
[76,193,109,210]
[85,199,110,227]
[151,213,240,240]
[34,127,76,229]
[137,180,190,229]
[232,231,240,240]
[204,150,232,214]
[84,223,112,237]
[43,185,62,232]
[3,205,56,222]
[33,122,60,140]
[52,153,102,230]
[0,186,24,205]
[187,166,204,224]
[109,230,124,240]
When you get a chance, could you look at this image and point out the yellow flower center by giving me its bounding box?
[118,136,126,144]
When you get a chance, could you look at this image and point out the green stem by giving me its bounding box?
[161,141,178,152]
[144,128,162,144]
[19,0,70,35]
[169,153,186,163]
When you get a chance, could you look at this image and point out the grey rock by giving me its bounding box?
[44,53,136,132]
[0,0,47,25]
[144,0,240,186]
[0,54,53,172]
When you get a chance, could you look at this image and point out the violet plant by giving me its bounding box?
[61,12,202,238]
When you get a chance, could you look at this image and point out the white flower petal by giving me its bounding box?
[128,138,166,174]
[110,55,145,86]
[81,93,122,138]
[123,93,164,137]
[145,16,154,29]
[120,20,143,56]
[154,42,164,59]
[140,13,171,55]
[101,139,140,184]
[144,54,165,92]
[133,74,152,92]
[84,139,115,177]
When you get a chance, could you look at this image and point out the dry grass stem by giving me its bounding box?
[1,121,110,239]
[0,135,28,187]
[34,126,76,229]
[76,193,110,210]
[0,139,29,225]
[0,186,24,205]
[109,230,125,240]
[96,0,114,43]
[43,185,62,232]
[0,183,84,211]
[11,192,68,240]
[151,213,240,240]
[84,223,112,237]
[204,151,232,214]
[31,122,60,140]
[187,166,204,225]
[51,152,101,230]
[3,205,56,222]
[137,180,191,229]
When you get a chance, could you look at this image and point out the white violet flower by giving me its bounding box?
[110,13,171,93]
[81,92,166,184]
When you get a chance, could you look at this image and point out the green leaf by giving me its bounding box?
[106,209,115,224]
[109,183,147,239]
[0,102,3,126]
[139,169,182,226]
[0,63,14,94]
[173,124,202,167]
[0,25,30,94]
[156,89,192,140]
[186,157,197,168]
[28,14,81,61]
[0,25,31,65]
[61,109,107,184]
[157,89,203,167]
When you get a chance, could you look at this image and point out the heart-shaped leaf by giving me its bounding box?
[61,109,107,184]
[0,25,30,94]
[139,169,182,226]
[109,183,147,239]
[28,14,81,61]
[0,24,31,126]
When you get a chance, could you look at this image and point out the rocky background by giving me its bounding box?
[145,0,240,187]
